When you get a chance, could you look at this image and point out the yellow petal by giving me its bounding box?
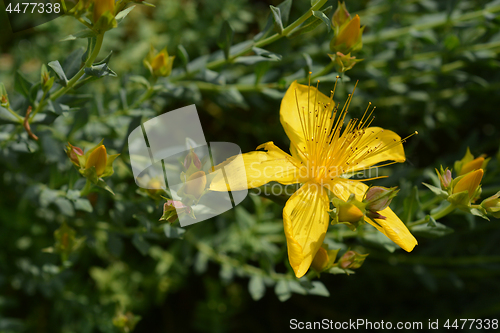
[453,169,483,199]
[459,157,484,176]
[283,181,330,278]
[209,141,299,192]
[345,127,406,173]
[280,81,335,161]
[329,178,417,252]
[86,145,107,177]
[335,14,360,49]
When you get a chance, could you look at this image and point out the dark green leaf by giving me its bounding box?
[48,61,69,87]
[403,186,420,223]
[270,6,283,34]
[217,21,234,60]
[14,71,33,98]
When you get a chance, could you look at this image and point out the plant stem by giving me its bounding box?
[80,179,92,196]
[171,0,328,81]
[50,33,105,101]
[29,91,47,122]
[5,105,24,123]
[407,202,455,227]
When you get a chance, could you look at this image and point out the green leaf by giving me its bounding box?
[312,10,331,32]
[14,71,33,98]
[48,61,69,87]
[217,20,234,60]
[131,234,150,256]
[60,29,96,42]
[163,224,186,239]
[403,186,420,223]
[248,275,266,301]
[128,75,150,88]
[177,45,189,68]
[270,6,284,34]
[115,5,136,24]
[305,281,330,297]
[274,280,291,302]
[287,6,331,38]
[84,63,117,78]
[94,50,113,66]
[411,222,454,238]
[74,198,93,212]
[422,182,448,197]
[54,197,75,216]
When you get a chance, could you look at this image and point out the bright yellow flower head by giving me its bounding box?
[210,81,417,278]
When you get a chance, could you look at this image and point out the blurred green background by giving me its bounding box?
[1,0,500,332]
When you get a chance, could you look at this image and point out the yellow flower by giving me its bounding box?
[93,0,115,23]
[210,81,417,278]
[86,145,107,177]
[144,46,175,77]
[453,169,483,199]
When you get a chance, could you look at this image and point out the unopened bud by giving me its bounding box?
[160,200,191,223]
[66,142,84,167]
[459,157,485,176]
[184,170,207,199]
[453,169,483,199]
[184,149,202,170]
[311,247,329,272]
[85,145,107,177]
[439,168,452,189]
[481,191,500,218]
[332,1,350,28]
[0,83,8,107]
[93,0,115,23]
[338,250,368,270]
[364,186,399,212]
[144,46,175,77]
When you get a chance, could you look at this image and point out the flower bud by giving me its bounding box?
[0,83,9,108]
[93,0,115,23]
[65,142,84,167]
[330,13,364,54]
[184,149,202,170]
[183,170,207,199]
[436,168,452,189]
[453,169,483,199]
[85,145,107,177]
[459,157,485,176]
[160,200,191,223]
[337,201,364,224]
[311,247,329,272]
[481,192,500,218]
[364,186,399,212]
[332,1,350,28]
[338,250,368,270]
[144,46,175,77]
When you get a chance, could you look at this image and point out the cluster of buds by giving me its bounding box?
[481,192,500,218]
[330,186,398,230]
[65,141,119,184]
[311,246,368,274]
[143,46,175,78]
[434,148,488,207]
[1,83,9,108]
[159,199,193,224]
[329,2,364,72]
[68,0,117,32]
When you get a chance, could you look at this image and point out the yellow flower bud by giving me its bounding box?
[481,192,500,218]
[338,202,364,223]
[85,145,108,177]
[144,46,175,77]
[453,169,483,199]
[334,14,361,50]
[184,170,207,199]
[311,247,329,272]
[93,0,115,23]
[459,157,485,176]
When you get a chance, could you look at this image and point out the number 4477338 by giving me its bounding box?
[5,2,61,14]
[444,319,498,330]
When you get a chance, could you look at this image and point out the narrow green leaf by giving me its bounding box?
[115,5,135,24]
[60,29,96,42]
[270,6,283,34]
[411,222,454,238]
[403,186,420,223]
[312,10,331,32]
[217,21,234,60]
